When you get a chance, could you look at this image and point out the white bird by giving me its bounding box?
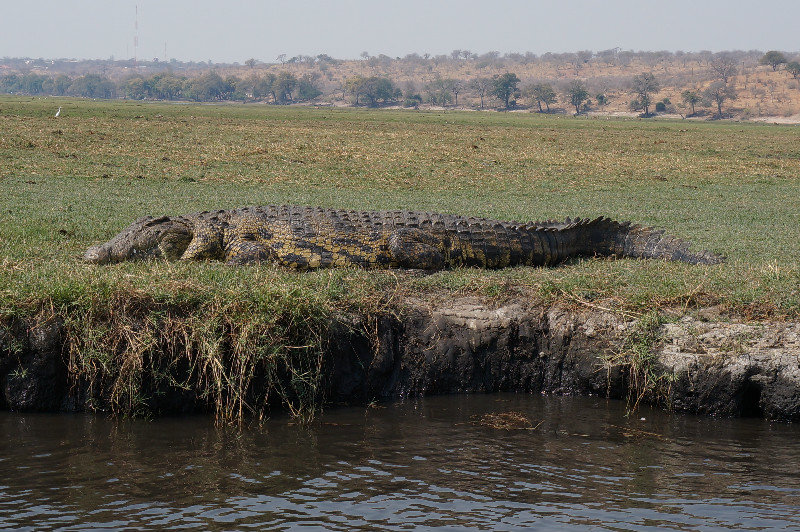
[54,107,61,118]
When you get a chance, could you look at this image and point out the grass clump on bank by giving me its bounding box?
[7,266,396,421]
[605,311,673,414]
[1,96,799,419]
[62,279,334,421]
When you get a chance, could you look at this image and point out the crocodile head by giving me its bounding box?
[84,216,193,264]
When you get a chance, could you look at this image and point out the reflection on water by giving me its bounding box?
[1,395,799,530]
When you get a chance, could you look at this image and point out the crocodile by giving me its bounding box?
[83,205,724,268]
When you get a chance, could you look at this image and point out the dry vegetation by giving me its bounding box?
[251,51,800,118]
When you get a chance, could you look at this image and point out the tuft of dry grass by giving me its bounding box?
[26,272,394,422]
[603,311,672,415]
[473,411,537,430]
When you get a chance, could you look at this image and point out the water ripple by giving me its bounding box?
[1,396,799,530]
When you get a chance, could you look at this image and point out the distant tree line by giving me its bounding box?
[0,69,747,117]
[0,69,522,109]
[0,51,795,118]
[0,70,323,104]
[0,72,117,98]
[1,48,784,77]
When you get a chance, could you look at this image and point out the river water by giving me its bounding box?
[1,394,799,531]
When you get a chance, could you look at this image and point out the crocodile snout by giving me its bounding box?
[83,245,111,264]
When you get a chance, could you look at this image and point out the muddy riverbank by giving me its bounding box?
[2,297,798,421]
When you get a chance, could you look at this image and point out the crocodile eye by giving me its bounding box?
[159,231,192,261]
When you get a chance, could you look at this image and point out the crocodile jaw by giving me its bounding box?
[83,216,193,265]
[84,245,112,264]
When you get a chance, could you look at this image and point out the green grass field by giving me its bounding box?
[1,96,798,417]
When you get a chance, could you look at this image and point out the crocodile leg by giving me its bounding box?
[180,219,224,261]
[389,228,446,269]
[225,238,274,265]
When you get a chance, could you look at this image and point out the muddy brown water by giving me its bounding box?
[1,395,799,531]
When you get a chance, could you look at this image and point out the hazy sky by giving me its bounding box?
[2,0,798,63]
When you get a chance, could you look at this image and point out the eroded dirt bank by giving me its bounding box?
[2,297,799,420]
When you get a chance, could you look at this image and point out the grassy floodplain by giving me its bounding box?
[1,96,798,418]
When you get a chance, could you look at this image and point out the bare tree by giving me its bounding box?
[450,79,463,106]
[710,53,738,84]
[597,48,619,66]
[576,50,593,65]
[469,77,492,109]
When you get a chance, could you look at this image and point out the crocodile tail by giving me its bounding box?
[581,217,725,265]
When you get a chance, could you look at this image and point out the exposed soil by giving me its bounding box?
[749,113,800,124]
[2,297,799,420]
[323,101,800,124]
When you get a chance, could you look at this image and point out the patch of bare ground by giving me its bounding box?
[749,113,800,124]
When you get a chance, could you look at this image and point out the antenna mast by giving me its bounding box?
[134,5,139,66]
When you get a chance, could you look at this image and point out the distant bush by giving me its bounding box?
[403,93,423,108]
[345,76,400,107]
[655,98,672,113]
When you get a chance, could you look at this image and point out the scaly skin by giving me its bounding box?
[84,205,724,268]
